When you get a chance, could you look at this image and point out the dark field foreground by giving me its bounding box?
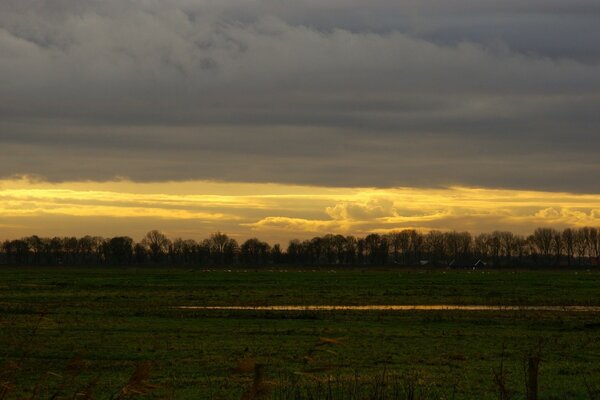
[2,268,600,399]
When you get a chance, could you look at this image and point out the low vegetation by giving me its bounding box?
[2,268,600,398]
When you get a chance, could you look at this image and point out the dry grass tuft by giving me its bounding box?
[0,382,15,400]
[234,358,257,374]
[116,362,159,398]
[241,364,271,400]
[317,337,342,345]
[73,378,99,400]
[66,355,88,376]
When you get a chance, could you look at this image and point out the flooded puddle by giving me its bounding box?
[176,305,600,312]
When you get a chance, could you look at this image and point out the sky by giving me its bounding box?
[1,0,600,243]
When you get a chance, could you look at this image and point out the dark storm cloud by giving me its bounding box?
[1,0,600,192]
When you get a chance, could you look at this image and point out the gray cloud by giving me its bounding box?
[1,0,599,192]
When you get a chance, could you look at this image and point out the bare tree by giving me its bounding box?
[575,228,591,266]
[241,238,271,266]
[562,228,575,267]
[552,230,563,266]
[498,231,516,265]
[208,232,238,265]
[531,228,555,265]
[3,226,600,268]
[332,235,347,265]
[142,230,170,264]
[387,231,403,264]
[590,228,600,265]
[474,233,490,260]
[425,230,445,265]
[106,236,134,265]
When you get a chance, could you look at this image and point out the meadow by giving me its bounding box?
[2,268,600,398]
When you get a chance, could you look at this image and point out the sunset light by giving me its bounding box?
[2,178,600,242]
[2,1,600,397]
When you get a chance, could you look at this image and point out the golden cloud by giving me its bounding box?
[1,178,600,242]
[244,217,344,234]
[325,198,396,220]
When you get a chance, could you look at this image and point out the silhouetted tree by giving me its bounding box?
[142,230,170,264]
[590,228,600,265]
[271,244,283,265]
[105,237,134,265]
[531,228,555,265]
[425,231,445,265]
[3,240,29,265]
[388,231,403,264]
[286,239,302,265]
[575,228,589,265]
[562,228,575,267]
[241,238,270,266]
[552,230,563,266]
[208,232,238,265]
[3,226,600,268]
[134,243,148,264]
[25,235,44,265]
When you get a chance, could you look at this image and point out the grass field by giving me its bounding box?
[2,268,600,399]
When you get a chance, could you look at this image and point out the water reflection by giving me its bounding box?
[177,305,600,312]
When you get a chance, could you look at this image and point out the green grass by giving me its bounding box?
[2,267,600,398]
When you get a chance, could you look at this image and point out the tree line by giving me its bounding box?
[2,227,600,268]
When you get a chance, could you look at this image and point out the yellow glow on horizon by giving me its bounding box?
[1,177,600,242]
